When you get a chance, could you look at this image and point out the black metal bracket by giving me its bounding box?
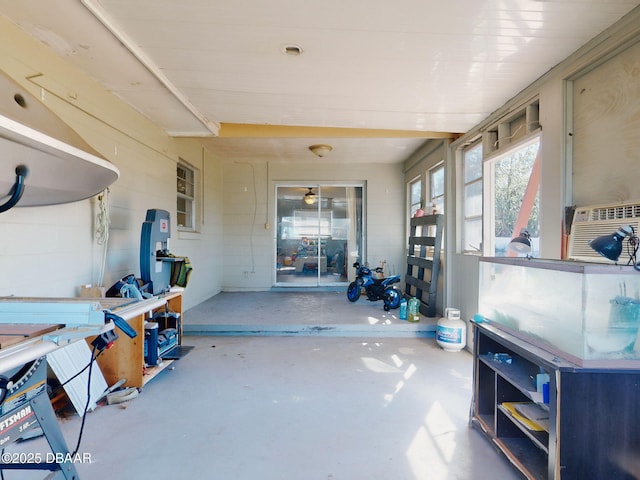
[0,165,29,213]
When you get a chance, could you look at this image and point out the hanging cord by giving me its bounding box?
[0,165,29,213]
[95,189,111,287]
[626,227,640,271]
[71,345,98,456]
[50,349,104,398]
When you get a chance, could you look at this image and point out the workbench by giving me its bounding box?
[89,289,184,388]
[0,289,183,392]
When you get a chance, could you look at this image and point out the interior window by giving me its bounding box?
[485,137,540,257]
[430,164,444,214]
[409,177,422,217]
[462,142,483,253]
[177,162,195,230]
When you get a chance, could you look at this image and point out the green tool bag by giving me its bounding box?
[171,257,193,287]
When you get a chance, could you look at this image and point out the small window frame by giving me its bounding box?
[461,141,483,254]
[177,161,196,231]
[429,163,444,214]
[409,176,422,218]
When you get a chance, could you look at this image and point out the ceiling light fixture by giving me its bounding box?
[304,188,317,205]
[309,144,333,158]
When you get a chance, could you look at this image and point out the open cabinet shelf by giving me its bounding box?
[90,290,184,389]
[471,321,640,480]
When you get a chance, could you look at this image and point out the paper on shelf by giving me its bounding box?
[530,391,544,403]
[502,402,548,432]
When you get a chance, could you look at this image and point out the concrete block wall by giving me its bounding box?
[222,160,407,291]
[0,17,223,310]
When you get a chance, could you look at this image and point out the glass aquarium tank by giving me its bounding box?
[478,257,640,366]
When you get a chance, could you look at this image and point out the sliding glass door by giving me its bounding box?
[275,184,364,287]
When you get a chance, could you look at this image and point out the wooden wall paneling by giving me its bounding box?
[571,40,640,207]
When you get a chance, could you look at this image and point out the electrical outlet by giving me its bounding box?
[243,271,249,278]
[265,223,270,230]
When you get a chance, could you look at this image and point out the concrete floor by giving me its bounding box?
[183,290,439,337]
[6,292,522,480]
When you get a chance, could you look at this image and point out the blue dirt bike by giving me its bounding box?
[346,262,402,311]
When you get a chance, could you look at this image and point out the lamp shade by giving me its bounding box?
[588,225,633,262]
[309,144,333,157]
[304,188,317,205]
[508,230,532,254]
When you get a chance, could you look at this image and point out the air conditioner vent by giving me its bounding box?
[590,204,640,221]
[568,201,640,263]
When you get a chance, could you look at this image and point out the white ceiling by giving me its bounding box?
[1,0,639,164]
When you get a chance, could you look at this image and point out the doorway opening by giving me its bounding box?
[275,184,364,287]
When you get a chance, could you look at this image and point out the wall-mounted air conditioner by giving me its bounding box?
[568,200,640,263]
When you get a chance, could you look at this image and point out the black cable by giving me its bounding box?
[0,165,29,213]
[49,349,103,400]
[625,228,640,271]
[72,345,97,456]
[0,346,102,477]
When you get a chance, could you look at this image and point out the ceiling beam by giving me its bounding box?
[219,123,460,139]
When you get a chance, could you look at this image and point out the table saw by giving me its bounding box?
[0,296,163,479]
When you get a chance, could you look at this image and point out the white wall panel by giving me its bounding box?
[221,160,406,291]
[0,20,222,309]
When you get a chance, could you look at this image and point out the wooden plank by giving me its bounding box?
[0,324,60,336]
[409,237,437,247]
[406,257,435,269]
[410,214,442,226]
[405,276,431,291]
[572,40,640,207]
[143,360,175,385]
[0,324,61,348]
[0,335,22,349]
[93,313,145,388]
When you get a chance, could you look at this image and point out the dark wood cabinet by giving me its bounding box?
[471,320,640,480]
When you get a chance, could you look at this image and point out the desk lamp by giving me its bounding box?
[508,229,532,256]
[588,225,634,262]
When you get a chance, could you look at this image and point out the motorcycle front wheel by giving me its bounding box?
[383,287,402,310]
[347,282,361,302]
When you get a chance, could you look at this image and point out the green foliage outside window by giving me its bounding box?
[493,142,539,238]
